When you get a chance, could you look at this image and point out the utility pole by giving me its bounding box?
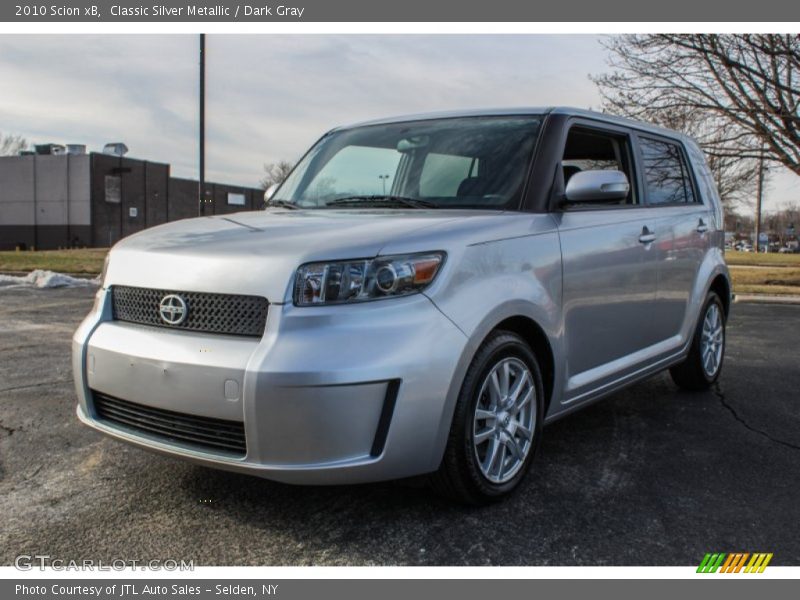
[198,33,206,216]
[754,145,765,253]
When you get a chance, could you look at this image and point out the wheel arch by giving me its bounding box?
[491,315,556,418]
[709,273,732,318]
[684,250,731,348]
[428,299,562,473]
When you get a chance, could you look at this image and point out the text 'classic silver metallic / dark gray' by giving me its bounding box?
[73,107,731,504]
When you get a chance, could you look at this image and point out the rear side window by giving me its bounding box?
[638,137,696,205]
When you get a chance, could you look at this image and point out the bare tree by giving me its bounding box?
[259,160,294,190]
[767,201,800,246]
[724,211,753,236]
[0,132,28,156]
[593,34,800,207]
[631,105,761,208]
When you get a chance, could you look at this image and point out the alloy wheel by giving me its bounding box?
[472,357,536,484]
[700,303,724,377]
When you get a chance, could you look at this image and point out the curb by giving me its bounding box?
[734,294,800,305]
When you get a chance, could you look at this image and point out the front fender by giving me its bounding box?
[423,231,564,466]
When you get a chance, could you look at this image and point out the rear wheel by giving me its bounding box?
[431,331,544,505]
[670,291,726,391]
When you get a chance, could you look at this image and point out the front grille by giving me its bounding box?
[93,392,247,456]
[112,285,268,337]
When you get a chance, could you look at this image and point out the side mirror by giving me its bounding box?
[264,183,279,203]
[564,170,630,203]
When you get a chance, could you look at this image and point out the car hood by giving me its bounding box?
[104,208,501,302]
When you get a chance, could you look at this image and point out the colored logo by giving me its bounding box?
[697,553,773,573]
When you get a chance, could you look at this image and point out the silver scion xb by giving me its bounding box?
[73,107,731,504]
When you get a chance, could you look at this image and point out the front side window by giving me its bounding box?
[274,116,542,210]
[639,137,696,205]
[561,127,637,205]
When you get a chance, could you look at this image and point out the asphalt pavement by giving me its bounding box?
[1,286,798,566]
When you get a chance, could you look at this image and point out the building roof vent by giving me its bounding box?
[66,144,87,155]
[34,143,66,155]
[102,142,129,157]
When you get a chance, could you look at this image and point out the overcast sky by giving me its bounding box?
[0,34,795,211]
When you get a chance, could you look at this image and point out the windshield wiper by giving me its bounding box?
[267,199,301,210]
[325,195,439,209]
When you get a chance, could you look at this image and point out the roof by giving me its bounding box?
[337,106,690,142]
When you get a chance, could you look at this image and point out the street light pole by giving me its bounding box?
[379,174,389,195]
[198,33,206,217]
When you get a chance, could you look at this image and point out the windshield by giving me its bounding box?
[274,115,542,210]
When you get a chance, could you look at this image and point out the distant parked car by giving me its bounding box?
[73,107,732,503]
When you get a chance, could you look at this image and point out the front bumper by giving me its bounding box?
[73,288,468,484]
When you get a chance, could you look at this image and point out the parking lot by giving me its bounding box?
[1,286,798,566]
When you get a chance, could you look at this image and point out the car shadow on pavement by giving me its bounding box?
[164,373,730,565]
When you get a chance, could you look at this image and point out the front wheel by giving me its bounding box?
[431,331,544,505]
[670,291,726,391]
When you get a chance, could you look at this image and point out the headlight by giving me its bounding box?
[294,252,445,306]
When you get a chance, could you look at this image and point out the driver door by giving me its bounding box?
[555,123,662,401]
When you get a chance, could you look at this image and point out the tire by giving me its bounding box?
[430,330,544,505]
[669,291,726,391]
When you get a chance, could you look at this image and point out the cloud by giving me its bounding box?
[201,34,609,184]
[0,35,197,173]
[0,35,606,184]
[0,34,795,208]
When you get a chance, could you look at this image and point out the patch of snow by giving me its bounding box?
[0,270,100,289]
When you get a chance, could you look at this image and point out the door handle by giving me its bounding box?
[639,226,656,245]
[697,219,708,234]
